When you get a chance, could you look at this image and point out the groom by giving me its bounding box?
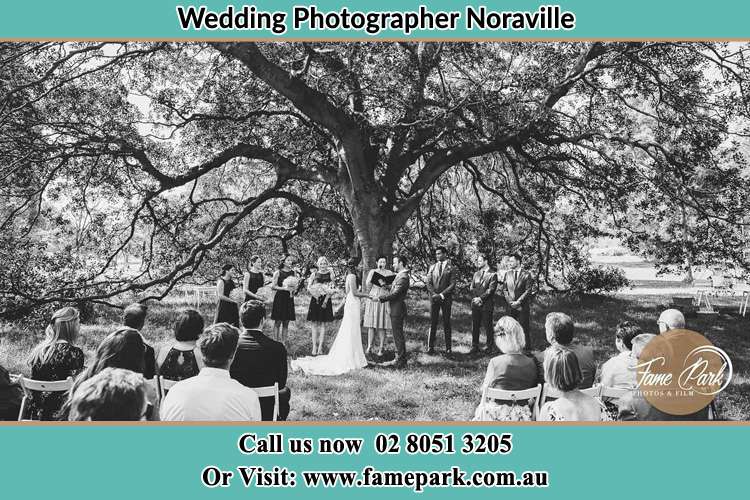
[379,255,410,368]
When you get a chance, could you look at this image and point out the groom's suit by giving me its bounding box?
[426,260,456,352]
[380,269,410,367]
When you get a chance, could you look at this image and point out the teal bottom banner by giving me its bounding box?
[0,424,745,498]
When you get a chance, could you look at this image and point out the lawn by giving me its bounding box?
[1,291,748,421]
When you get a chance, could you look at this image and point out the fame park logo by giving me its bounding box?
[635,329,732,415]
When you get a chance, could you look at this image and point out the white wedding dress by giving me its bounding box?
[291,273,368,376]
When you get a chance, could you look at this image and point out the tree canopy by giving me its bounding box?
[1,41,749,314]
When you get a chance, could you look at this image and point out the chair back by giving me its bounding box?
[156,375,180,400]
[600,386,629,400]
[252,383,280,421]
[480,384,542,420]
[580,386,602,397]
[17,376,74,421]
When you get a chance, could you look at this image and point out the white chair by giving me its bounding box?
[538,384,602,413]
[156,375,180,401]
[479,384,542,421]
[17,376,74,421]
[600,386,629,400]
[252,383,280,421]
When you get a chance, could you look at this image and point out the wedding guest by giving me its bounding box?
[156,308,205,381]
[618,334,709,421]
[243,255,266,302]
[25,307,84,420]
[537,312,596,389]
[599,321,641,389]
[426,246,456,355]
[123,303,156,379]
[215,264,240,327]
[657,309,685,333]
[64,327,159,420]
[0,363,23,420]
[473,316,539,421]
[271,254,297,346]
[502,253,534,349]
[68,368,148,421]
[364,255,393,356]
[161,323,261,422]
[307,256,335,355]
[470,252,498,355]
[538,345,608,421]
[230,300,291,421]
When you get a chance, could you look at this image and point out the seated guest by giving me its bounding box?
[157,308,205,381]
[599,321,641,389]
[657,309,686,334]
[535,312,596,389]
[68,368,148,421]
[160,323,261,422]
[538,345,608,421]
[618,334,709,421]
[123,303,156,379]
[472,316,539,421]
[64,327,159,420]
[0,363,23,420]
[25,307,85,420]
[231,300,290,421]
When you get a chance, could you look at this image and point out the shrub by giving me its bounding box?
[566,266,630,295]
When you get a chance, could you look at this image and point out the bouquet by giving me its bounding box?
[309,282,334,299]
[229,288,245,303]
[282,275,300,292]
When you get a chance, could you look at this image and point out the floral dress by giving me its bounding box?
[28,342,84,420]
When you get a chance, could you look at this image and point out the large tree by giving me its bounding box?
[1,41,749,311]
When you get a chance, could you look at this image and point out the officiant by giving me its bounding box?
[364,256,395,356]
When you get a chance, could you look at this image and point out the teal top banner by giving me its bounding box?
[0,0,749,39]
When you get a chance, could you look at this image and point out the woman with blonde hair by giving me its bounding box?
[306,256,335,355]
[473,316,539,421]
[26,307,85,420]
[538,345,608,421]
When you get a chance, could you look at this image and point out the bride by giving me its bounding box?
[291,261,369,376]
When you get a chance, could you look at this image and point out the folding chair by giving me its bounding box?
[480,384,542,421]
[156,375,179,400]
[17,376,74,421]
[599,386,629,400]
[252,383,280,421]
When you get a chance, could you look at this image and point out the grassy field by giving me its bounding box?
[1,291,748,420]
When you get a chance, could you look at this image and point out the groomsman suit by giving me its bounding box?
[470,267,498,351]
[503,268,533,349]
[426,259,456,352]
[381,269,411,368]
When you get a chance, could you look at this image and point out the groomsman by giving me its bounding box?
[426,246,456,354]
[470,252,498,355]
[502,253,534,349]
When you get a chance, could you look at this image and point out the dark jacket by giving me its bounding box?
[427,261,456,299]
[381,270,410,318]
[230,329,290,421]
[618,390,710,421]
[470,268,498,306]
[503,268,533,309]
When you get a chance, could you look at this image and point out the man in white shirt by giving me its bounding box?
[160,323,261,422]
[599,321,641,389]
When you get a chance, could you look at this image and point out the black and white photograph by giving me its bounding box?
[0,41,748,422]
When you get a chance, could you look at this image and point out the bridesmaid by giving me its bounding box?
[363,255,393,356]
[243,255,266,302]
[214,263,240,327]
[271,254,297,346]
[307,256,335,355]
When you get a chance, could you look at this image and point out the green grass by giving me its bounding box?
[1,292,748,420]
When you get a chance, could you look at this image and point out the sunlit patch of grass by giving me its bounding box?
[1,291,748,420]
